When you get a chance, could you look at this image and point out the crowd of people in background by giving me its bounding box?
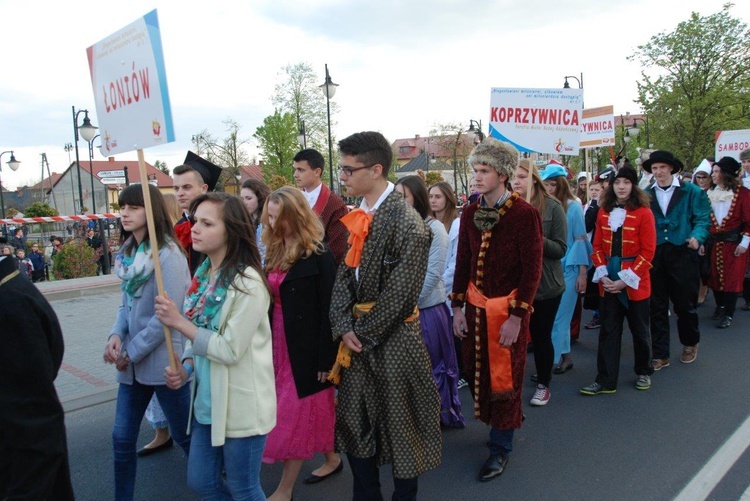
[5,132,750,501]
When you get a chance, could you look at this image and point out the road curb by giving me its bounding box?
[44,283,121,301]
[62,387,118,413]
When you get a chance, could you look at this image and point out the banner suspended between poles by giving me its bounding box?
[0,213,121,225]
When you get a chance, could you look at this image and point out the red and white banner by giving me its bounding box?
[0,213,120,225]
[715,129,750,161]
[580,106,615,149]
[87,9,175,155]
[488,87,584,154]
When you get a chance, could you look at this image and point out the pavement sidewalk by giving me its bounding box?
[41,276,123,412]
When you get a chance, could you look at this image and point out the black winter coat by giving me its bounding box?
[275,248,338,399]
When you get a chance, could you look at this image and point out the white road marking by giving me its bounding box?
[675,414,750,501]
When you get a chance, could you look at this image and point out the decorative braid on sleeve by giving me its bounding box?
[509,299,534,314]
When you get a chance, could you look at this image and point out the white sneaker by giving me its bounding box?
[457,378,468,389]
[530,384,551,406]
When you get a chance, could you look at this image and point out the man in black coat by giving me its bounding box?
[0,255,74,499]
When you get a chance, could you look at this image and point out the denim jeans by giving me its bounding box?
[187,420,267,500]
[112,381,191,501]
[488,428,514,458]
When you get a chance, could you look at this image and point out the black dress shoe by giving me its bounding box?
[137,437,173,457]
[478,455,508,482]
[303,460,344,484]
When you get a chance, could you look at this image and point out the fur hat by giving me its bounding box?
[642,150,684,174]
[740,148,750,161]
[613,166,638,185]
[715,156,741,177]
[467,137,519,180]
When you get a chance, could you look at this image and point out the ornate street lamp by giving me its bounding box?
[72,106,98,213]
[319,64,338,192]
[0,150,20,237]
[467,119,485,144]
[628,117,650,149]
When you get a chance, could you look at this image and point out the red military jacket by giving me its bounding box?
[591,205,656,301]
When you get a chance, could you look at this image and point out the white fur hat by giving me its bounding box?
[467,137,519,180]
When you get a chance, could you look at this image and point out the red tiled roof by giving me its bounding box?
[52,159,173,189]
[239,164,264,182]
[392,134,476,162]
[31,172,64,192]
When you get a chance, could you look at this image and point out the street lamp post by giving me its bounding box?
[563,73,586,175]
[0,151,21,237]
[72,106,97,213]
[297,120,307,149]
[87,133,110,274]
[319,64,338,192]
[467,119,485,144]
[628,117,650,149]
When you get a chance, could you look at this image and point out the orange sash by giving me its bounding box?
[339,209,374,268]
[466,282,517,396]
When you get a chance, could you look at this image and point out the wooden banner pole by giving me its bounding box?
[137,148,178,371]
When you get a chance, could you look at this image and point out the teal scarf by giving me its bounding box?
[183,259,229,329]
[115,238,156,298]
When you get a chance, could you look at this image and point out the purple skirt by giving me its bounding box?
[420,303,465,428]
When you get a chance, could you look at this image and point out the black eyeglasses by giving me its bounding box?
[339,163,376,176]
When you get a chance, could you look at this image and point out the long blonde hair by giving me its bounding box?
[261,186,325,271]
[162,192,183,226]
[518,159,552,219]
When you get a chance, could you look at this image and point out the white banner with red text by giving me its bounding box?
[86,9,175,156]
[488,87,584,155]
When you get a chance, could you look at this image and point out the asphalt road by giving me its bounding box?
[61,297,750,500]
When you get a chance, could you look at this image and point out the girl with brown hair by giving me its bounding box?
[541,165,592,376]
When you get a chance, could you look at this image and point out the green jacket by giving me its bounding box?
[536,197,567,300]
[646,178,711,246]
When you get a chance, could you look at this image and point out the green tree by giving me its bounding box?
[629,3,750,167]
[271,62,342,187]
[254,110,299,184]
[272,62,339,153]
[23,202,59,217]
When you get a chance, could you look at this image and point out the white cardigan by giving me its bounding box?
[185,267,276,446]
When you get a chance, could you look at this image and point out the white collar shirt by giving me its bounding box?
[654,175,681,215]
[303,183,323,208]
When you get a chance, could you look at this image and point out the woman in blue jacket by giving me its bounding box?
[103,184,191,501]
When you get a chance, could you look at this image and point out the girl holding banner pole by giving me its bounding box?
[156,193,275,500]
[103,184,191,501]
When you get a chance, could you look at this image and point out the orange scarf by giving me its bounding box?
[466,282,517,398]
[340,208,374,268]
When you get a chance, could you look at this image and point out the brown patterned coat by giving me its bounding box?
[330,190,442,479]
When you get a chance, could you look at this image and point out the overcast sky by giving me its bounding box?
[1,0,746,194]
